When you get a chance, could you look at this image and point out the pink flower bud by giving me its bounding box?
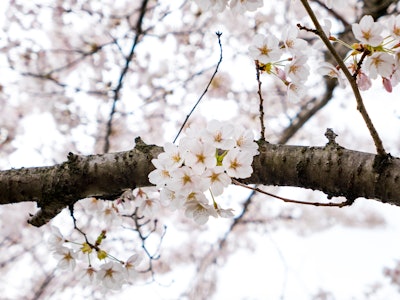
[383,77,393,93]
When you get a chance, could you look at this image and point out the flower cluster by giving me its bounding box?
[248,26,310,101]
[149,120,259,225]
[250,14,400,97]
[319,15,400,92]
[48,225,143,290]
[193,0,263,13]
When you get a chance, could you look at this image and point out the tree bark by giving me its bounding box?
[1,137,399,227]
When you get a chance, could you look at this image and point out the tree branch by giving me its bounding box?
[1,138,399,226]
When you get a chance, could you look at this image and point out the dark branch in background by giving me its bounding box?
[311,0,351,28]
[103,0,150,153]
[173,31,224,143]
[30,271,55,300]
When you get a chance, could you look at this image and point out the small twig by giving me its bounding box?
[68,204,89,243]
[173,31,224,143]
[353,47,371,78]
[299,0,387,156]
[232,179,353,208]
[255,61,266,140]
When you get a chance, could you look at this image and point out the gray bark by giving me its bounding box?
[1,137,399,227]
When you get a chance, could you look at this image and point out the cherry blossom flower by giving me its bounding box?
[222,148,253,178]
[137,197,160,217]
[214,202,235,218]
[356,71,372,91]
[387,15,400,41]
[97,204,121,227]
[287,81,306,102]
[82,266,97,284]
[317,62,346,88]
[169,166,208,193]
[204,166,231,196]
[158,142,184,169]
[183,140,216,174]
[148,156,173,188]
[352,15,383,47]
[115,189,133,211]
[97,261,125,290]
[230,0,263,13]
[54,246,77,271]
[124,253,143,279]
[281,26,307,54]
[249,34,281,64]
[48,226,65,249]
[160,188,185,210]
[285,55,310,83]
[205,119,235,150]
[365,52,394,79]
[185,197,218,225]
[233,127,259,156]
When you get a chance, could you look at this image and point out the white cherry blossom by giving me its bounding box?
[148,156,173,188]
[185,196,218,225]
[169,166,208,193]
[137,197,160,218]
[387,15,400,41]
[205,119,235,150]
[287,81,306,102]
[317,62,346,88]
[97,262,126,290]
[249,34,281,64]
[81,267,97,284]
[183,140,216,174]
[124,253,143,279]
[158,142,184,169]
[365,52,394,79]
[285,55,310,83]
[233,127,259,156]
[352,15,383,47]
[222,148,253,178]
[48,226,65,249]
[160,188,185,210]
[204,166,231,196]
[282,26,307,54]
[54,246,77,271]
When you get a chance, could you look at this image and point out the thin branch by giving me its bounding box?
[299,0,387,156]
[232,179,353,208]
[255,61,266,140]
[173,31,224,143]
[103,0,150,153]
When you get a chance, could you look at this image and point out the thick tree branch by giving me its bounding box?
[1,138,399,227]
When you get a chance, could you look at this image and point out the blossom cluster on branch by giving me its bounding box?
[247,13,400,100]
[49,223,143,290]
[149,120,259,225]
